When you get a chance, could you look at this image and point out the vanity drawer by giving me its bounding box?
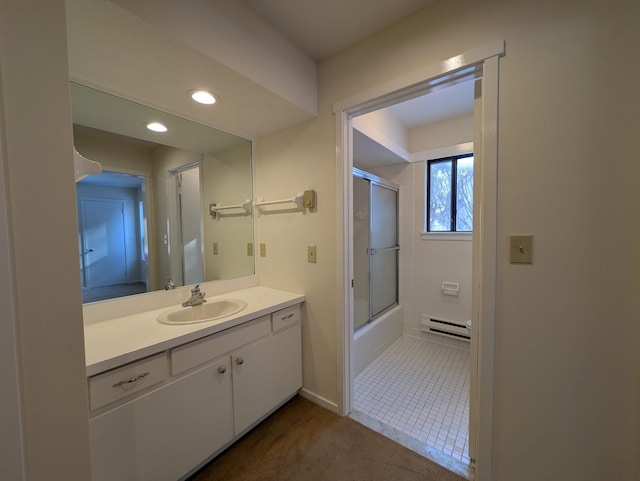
[171,315,270,376]
[271,304,301,333]
[89,353,168,411]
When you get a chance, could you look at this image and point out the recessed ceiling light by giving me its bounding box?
[146,122,168,133]
[189,89,217,105]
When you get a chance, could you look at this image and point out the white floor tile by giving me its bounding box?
[354,335,470,464]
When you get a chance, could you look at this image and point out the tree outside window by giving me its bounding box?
[427,154,474,232]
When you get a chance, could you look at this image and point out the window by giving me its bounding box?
[426,153,474,232]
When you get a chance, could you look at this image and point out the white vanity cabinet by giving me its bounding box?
[233,308,302,434]
[88,303,302,481]
[90,356,233,481]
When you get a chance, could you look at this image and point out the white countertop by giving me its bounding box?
[84,286,305,377]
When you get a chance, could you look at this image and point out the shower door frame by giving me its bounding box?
[352,168,400,331]
[334,40,504,481]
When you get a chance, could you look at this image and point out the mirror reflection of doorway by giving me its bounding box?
[168,163,204,286]
[80,198,127,288]
[76,171,148,302]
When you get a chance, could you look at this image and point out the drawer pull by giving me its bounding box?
[112,372,150,388]
[280,313,295,320]
[235,356,244,365]
[217,365,227,374]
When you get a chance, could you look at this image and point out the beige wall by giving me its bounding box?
[255,0,639,479]
[0,0,92,479]
[202,143,254,281]
[73,126,154,175]
[5,0,636,480]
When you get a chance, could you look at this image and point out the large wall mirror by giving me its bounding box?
[71,82,254,303]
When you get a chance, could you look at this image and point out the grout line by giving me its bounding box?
[354,334,470,464]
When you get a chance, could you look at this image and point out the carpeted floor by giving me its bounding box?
[188,395,467,481]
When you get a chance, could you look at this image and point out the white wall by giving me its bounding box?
[0,1,92,479]
[409,115,474,154]
[365,113,474,338]
[256,0,639,479]
[368,161,473,338]
[353,110,409,160]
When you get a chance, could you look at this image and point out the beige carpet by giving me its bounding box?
[189,395,466,481]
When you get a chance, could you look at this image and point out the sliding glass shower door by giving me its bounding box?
[353,170,399,331]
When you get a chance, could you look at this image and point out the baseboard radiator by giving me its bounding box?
[420,315,470,342]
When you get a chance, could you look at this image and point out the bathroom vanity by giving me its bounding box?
[84,286,304,481]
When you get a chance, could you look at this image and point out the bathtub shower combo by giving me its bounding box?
[351,168,471,473]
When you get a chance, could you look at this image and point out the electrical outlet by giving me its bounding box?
[510,235,533,264]
[307,245,317,263]
[260,243,266,257]
[213,242,218,255]
[247,242,253,256]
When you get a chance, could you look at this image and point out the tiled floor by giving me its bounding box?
[353,335,471,468]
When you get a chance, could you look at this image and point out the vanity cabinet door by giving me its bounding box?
[90,358,233,481]
[232,323,302,435]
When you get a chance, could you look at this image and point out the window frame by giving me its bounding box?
[425,152,474,233]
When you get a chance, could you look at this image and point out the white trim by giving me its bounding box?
[335,41,503,480]
[409,141,474,163]
[299,388,339,414]
[420,232,472,241]
[335,110,353,416]
[471,55,500,481]
[333,39,505,114]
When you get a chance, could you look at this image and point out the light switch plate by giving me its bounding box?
[307,245,317,263]
[510,235,533,264]
[213,242,218,255]
[260,243,266,257]
[247,242,253,256]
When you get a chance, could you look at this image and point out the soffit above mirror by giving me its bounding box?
[65,0,316,141]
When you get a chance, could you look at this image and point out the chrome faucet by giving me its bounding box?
[182,284,207,307]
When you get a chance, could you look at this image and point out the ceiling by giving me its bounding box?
[240,0,474,151]
[242,0,436,62]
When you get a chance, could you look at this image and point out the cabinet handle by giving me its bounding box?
[281,313,295,320]
[235,357,244,365]
[217,365,227,374]
[112,372,149,388]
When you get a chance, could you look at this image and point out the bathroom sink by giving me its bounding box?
[157,298,247,325]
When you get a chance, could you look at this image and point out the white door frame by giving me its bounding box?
[334,40,504,481]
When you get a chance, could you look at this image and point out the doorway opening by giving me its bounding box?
[335,42,503,481]
[77,170,149,303]
[167,162,204,287]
